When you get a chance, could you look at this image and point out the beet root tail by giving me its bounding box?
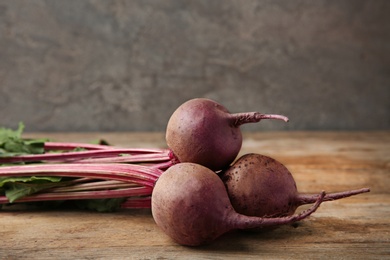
[231,112,289,126]
[235,191,325,230]
[296,187,370,206]
[254,113,289,123]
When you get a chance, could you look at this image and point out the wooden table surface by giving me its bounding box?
[1,131,389,259]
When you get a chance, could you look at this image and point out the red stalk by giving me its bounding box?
[44,142,115,151]
[0,148,172,164]
[0,140,173,209]
[48,180,140,192]
[0,186,152,204]
[121,197,152,209]
[72,150,172,164]
[0,163,163,187]
[44,142,165,153]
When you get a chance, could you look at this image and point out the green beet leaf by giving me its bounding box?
[0,176,63,203]
[0,122,47,158]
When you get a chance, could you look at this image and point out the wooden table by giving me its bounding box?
[1,131,389,259]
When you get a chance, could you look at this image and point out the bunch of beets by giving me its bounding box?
[0,98,369,246]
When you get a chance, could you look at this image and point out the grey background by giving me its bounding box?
[1,0,389,132]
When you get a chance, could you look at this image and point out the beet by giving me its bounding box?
[220,153,370,218]
[151,162,325,246]
[165,98,289,171]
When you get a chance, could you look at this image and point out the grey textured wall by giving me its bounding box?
[1,0,389,132]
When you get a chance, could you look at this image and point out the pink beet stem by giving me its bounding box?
[0,186,152,204]
[0,163,163,187]
[44,142,165,153]
[121,197,152,209]
[151,160,177,170]
[47,180,140,193]
[0,148,170,164]
[44,142,114,151]
[296,188,370,205]
[232,112,289,126]
[233,191,325,230]
[73,151,173,164]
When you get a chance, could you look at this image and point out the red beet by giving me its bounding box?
[151,162,325,246]
[220,153,370,218]
[165,98,288,171]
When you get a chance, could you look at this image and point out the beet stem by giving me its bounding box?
[0,186,152,204]
[73,151,172,164]
[0,163,163,186]
[121,197,151,209]
[44,142,114,151]
[47,180,140,192]
[296,188,370,205]
[0,148,170,164]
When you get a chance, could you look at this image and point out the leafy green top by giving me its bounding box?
[0,122,47,157]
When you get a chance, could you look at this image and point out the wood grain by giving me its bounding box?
[1,131,389,259]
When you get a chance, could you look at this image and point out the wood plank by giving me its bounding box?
[1,131,389,259]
